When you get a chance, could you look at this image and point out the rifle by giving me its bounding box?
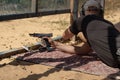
[29,33,62,52]
[29,33,53,38]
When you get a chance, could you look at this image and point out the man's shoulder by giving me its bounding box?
[77,15,99,22]
[85,15,101,19]
[77,15,114,27]
[83,15,113,25]
[78,15,98,26]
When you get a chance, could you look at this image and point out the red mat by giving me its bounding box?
[14,49,119,76]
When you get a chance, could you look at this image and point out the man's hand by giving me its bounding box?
[42,37,56,48]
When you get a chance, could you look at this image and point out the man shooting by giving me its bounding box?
[46,0,120,69]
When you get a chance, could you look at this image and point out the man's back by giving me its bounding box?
[83,15,120,68]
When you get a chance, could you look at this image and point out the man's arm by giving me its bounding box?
[52,41,92,55]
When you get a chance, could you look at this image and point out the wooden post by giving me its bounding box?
[31,0,36,13]
[96,0,105,18]
[100,0,105,17]
[31,0,38,14]
[70,0,79,43]
[96,0,105,8]
[70,0,79,25]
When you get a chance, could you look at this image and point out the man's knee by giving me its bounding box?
[77,32,87,42]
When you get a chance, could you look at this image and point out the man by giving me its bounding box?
[47,0,120,68]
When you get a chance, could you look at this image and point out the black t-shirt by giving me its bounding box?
[69,15,120,68]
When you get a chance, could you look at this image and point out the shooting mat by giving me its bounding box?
[14,49,119,76]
